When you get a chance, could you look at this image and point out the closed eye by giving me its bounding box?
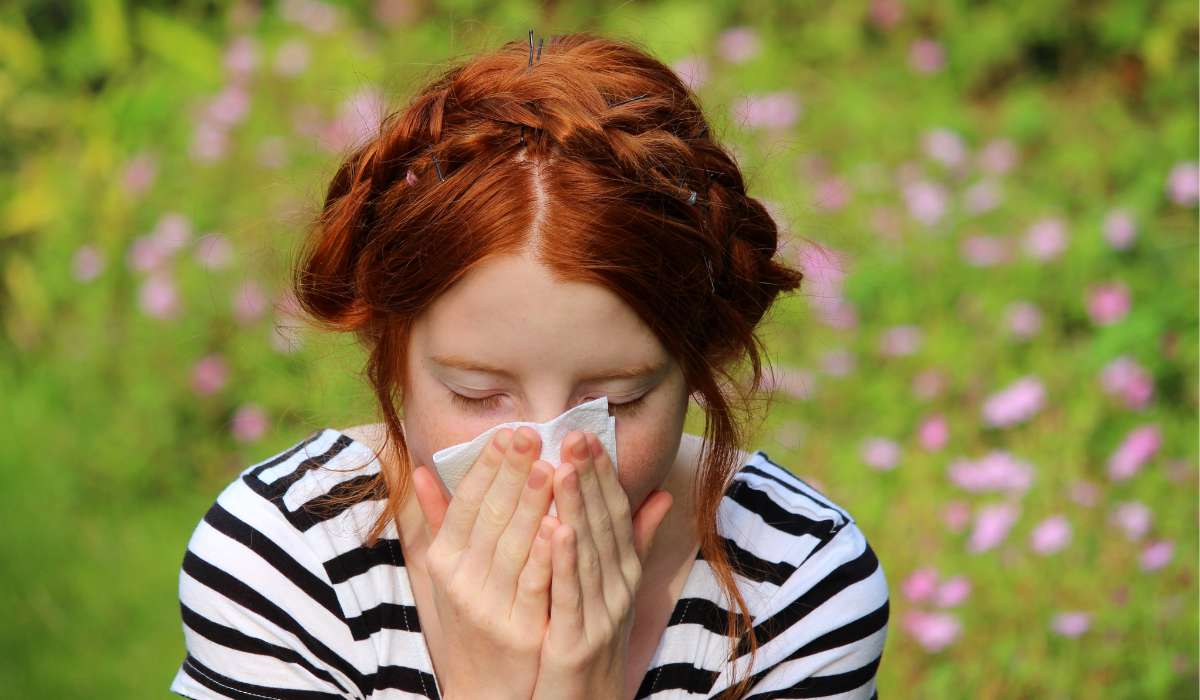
[448,391,648,416]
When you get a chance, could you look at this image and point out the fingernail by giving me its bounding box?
[527,465,547,489]
[513,430,531,453]
[537,520,552,539]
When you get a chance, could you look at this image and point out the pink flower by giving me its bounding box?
[1051,611,1091,637]
[732,92,802,130]
[121,152,157,196]
[933,575,971,608]
[322,88,389,152]
[902,567,940,603]
[977,138,1018,175]
[792,241,852,328]
[861,437,901,471]
[879,325,922,357]
[1107,423,1161,481]
[72,245,105,282]
[1005,301,1042,339]
[270,312,306,354]
[1110,500,1152,541]
[902,610,961,652]
[194,233,234,269]
[1166,161,1199,206]
[903,180,948,226]
[231,403,269,442]
[1086,282,1131,326]
[917,414,949,451]
[963,179,1003,214]
[942,500,971,532]
[127,235,169,272]
[205,83,251,128]
[192,354,230,396]
[152,212,192,255]
[922,128,967,168]
[909,38,945,74]
[766,365,817,401]
[373,0,417,27]
[1139,539,1174,571]
[960,234,1011,267]
[233,279,269,324]
[947,451,1034,494]
[190,120,229,162]
[912,369,947,400]
[1029,515,1072,555]
[868,0,904,30]
[819,348,856,376]
[672,55,710,90]
[224,35,257,79]
[717,27,761,63]
[280,0,340,34]
[1102,208,1138,250]
[1022,217,1068,261]
[967,501,1020,553]
[1067,479,1100,507]
[981,376,1046,428]
[1099,355,1154,410]
[814,176,851,211]
[139,272,181,319]
[274,38,311,77]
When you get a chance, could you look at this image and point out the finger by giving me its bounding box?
[554,463,607,634]
[512,514,556,624]
[583,432,640,586]
[438,428,513,553]
[411,465,450,538]
[563,431,625,609]
[548,523,583,644]
[491,459,555,598]
[633,490,674,563]
[462,426,541,578]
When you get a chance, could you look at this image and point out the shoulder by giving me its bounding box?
[171,428,389,697]
[706,450,890,696]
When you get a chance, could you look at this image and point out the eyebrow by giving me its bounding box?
[431,353,667,382]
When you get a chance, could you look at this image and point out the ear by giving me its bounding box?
[411,465,452,538]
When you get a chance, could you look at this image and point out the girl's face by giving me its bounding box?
[398,252,692,514]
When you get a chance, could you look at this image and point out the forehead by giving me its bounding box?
[414,253,667,371]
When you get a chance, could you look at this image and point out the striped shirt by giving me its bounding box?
[170,428,890,700]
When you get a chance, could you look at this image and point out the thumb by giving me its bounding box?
[632,490,674,562]
[411,465,451,538]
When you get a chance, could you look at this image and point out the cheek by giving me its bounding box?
[607,412,685,504]
[399,373,501,471]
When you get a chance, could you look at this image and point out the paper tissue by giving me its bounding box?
[430,396,618,518]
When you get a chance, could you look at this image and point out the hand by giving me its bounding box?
[531,430,674,700]
[411,426,559,700]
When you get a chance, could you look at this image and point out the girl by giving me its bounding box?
[170,31,889,700]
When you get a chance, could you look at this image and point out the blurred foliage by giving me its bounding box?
[0,0,1196,697]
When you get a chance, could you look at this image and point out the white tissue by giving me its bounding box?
[430,396,618,518]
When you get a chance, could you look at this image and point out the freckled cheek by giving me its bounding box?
[608,424,678,500]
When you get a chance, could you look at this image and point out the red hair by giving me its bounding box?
[291,31,804,698]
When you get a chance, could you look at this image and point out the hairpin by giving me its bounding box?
[697,124,709,139]
[527,30,534,70]
[687,190,698,205]
[609,93,649,109]
[428,145,444,182]
[704,257,716,294]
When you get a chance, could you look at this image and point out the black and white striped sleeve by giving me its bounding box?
[168,478,365,699]
[738,518,890,699]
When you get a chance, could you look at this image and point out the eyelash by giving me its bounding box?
[449,391,648,416]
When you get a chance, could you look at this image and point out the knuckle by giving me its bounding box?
[477,498,511,529]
